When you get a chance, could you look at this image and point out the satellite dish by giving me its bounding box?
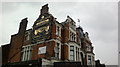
[54,47,59,53]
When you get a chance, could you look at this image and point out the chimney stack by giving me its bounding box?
[40,4,49,15]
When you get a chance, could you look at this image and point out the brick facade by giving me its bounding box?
[2,4,98,66]
[2,44,10,64]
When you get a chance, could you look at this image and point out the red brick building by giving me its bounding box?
[2,4,96,66]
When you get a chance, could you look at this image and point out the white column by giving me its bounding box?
[24,47,27,61]
[22,48,25,61]
[29,46,31,60]
[29,46,32,60]
[74,46,76,61]
[59,43,61,59]
[27,46,30,60]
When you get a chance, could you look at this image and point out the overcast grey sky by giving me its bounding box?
[0,2,118,65]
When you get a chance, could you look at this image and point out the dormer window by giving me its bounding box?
[87,45,91,52]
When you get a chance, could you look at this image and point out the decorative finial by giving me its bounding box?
[78,19,80,22]
[78,18,80,27]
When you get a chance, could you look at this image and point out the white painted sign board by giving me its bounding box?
[38,46,46,54]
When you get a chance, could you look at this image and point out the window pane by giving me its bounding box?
[57,43,59,47]
[70,46,74,61]
[70,46,74,50]
[70,51,74,55]
[88,55,91,60]
[88,55,91,64]
[70,56,74,61]
[22,46,32,61]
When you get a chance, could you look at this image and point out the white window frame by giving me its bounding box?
[55,43,60,59]
[22,45,32,61]
[70,46,74,61]
[25,31,30,41]
[88,55,92,65]
[56,26,61,37]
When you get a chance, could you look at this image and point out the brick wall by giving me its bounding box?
[2,44,10,64]
[8,18,28,63]
[51,23,56,39]
[32,41,55,60]
[61,23,69,43]
[61,45,68,60]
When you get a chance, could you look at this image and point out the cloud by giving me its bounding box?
[1,2,118,65]
[1,0,119,2]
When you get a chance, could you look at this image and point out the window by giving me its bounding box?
[73,34,75,41]
[25,31,30,41]
[92,56,94,64]
[87,45,91,52]
[21,45,32,61]
[69,31,76,41]
[70,22,76,30]
[70,46,74,61]
[76,47,80,61]
[70,46,74,50]
[56,26,60,36]
[72,33,73,41]
[69,31,71,40]
[88,55,91,64]
[55,43,60,58]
